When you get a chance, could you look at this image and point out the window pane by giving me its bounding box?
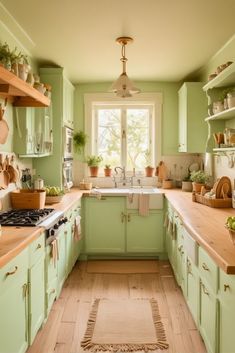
[126,109,150,170]
[97,109,121,166]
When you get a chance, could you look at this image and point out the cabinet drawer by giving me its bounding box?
[29,232,45,267]
[199,246,218,292]
[219,269,235,303]
[0,247,28,293]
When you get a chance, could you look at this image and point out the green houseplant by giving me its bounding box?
[104,164,112,177]
[86,155,103,177]
[190,170,209,193]
[144,150,154,177]
[73,131,87,154]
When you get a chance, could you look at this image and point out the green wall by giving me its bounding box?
[73,81,181,157]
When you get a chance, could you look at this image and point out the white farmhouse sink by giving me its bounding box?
[91,188,163,209]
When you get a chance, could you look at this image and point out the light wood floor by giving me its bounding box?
[27,260,207,353]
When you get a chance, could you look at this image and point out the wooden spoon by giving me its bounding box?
[0,98,9,144]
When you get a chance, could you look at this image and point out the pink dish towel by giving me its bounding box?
[138,193,150,216]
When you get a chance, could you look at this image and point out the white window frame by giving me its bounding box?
[84,92,162,176]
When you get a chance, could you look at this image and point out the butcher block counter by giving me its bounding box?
[1,187,235,273]
[164,189,235,274]
[0,188,86,268]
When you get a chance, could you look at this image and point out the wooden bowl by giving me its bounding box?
[45,195,63,204]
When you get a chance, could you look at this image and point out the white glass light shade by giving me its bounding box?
[109,72,141,98]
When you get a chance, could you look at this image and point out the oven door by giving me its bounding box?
[63,162,73,188]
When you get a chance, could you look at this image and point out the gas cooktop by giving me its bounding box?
[0,208,55,226]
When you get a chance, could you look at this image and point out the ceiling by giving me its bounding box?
[1,0,235,84]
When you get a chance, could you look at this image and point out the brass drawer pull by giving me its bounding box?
[50,288,56,295]
[202,263,209,271]
[121,212,126,223]
[6,266,18,277]
[127,214,131,222]
[201,282,209,296]
[36,243,42,250]
[224,284,230,292]
[187,259,192,275]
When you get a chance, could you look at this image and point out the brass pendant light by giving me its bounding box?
[109,36,141,98]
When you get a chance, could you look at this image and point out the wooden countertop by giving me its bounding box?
[164,189,235,274]
[0,188,87,268]
[0,227,43,268]
[2,187,235,274]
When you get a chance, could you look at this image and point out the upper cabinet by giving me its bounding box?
[63,77,74,129]
[0,65,50,107]
[178,82,208,153]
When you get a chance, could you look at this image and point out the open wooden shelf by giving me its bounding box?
[203,62,235,91]
[0,65,50,107]
[205,106,235,121]
[213,147,235,152]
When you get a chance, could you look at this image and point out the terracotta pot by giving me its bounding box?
[192,182,205,193]
[89,166,99,177]
[104,168,112,177]
[145,166,154,177]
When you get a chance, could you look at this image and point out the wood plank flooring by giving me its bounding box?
[27,260,206,353]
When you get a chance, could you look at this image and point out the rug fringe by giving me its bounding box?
[81,298,169,352]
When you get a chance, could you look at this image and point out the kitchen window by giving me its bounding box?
[84,93,162,173]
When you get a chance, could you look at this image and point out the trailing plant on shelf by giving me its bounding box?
[73,130,88,154]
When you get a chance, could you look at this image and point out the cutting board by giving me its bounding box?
[157,161,168,182]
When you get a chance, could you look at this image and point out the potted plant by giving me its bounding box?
[145,165,154,177]
[73,130,87,154]
[86,155,103,177]
[190,170,209,193]
[144,150,154,177]
[0,42,12,70]
[104,164,112,177]
[181,173,193,192]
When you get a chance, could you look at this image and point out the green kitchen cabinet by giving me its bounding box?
[126,211,164,253]
[33,67,74,187]
[0,248,29,353]
[199,278,217,353]
[175,217,186,294]
[28,256,45,345]
[85,197,126,254]
[57,228,67,296]
[28,233,45,345]
[13,107,35,155]
[45,244,57,317]
[218,269,235,353]
[186,257,199,324]
[178,82,207,153]
[63,76,74,128]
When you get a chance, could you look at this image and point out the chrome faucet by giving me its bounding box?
[114,166,127,185]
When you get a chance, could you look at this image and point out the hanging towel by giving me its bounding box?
[74,215,82,241]
[138,193,150,216]
[50,239,59,268]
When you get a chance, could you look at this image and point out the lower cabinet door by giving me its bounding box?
[65,223,73,275]
[0,274,28,353]
[126,211,164,253]
[219,299,235,353]
[28,256,45,345]
[199,279,217,353]
[57,230,67,295]
[186,257,199,324]
[85,197,125,253]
